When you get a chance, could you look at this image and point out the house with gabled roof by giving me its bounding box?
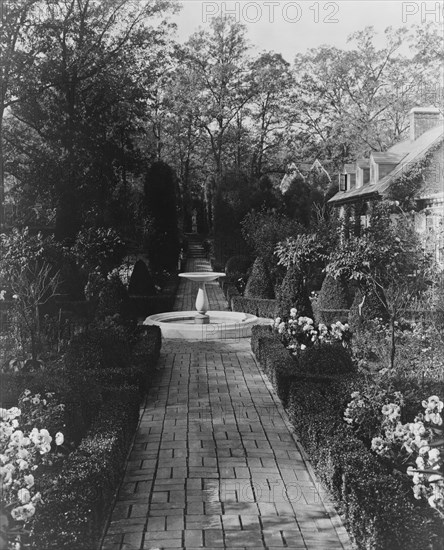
[328,107,444,266]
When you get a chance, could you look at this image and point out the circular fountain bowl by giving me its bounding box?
[143,310,259,340]
[178,272,226,282]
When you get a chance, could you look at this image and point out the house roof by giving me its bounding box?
[344,163,356,173]
[280,159,332,193]
[371,152,406,164]
[329,122,444,205]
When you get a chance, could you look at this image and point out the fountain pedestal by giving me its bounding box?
[179,272,225,324]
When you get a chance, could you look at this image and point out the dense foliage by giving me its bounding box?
[244,257,274,300]
[276,265,313,319]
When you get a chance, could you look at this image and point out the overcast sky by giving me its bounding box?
[172,0,442,61]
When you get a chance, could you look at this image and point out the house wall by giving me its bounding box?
[415,206,444,266]
[421,143,444,197]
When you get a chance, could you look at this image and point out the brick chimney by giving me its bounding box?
[409,107,443,141]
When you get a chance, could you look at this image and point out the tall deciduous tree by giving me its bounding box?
[291,25,443,169]
[248,52,294,178]
[184,16,252,177]
[0,0,43,229]
[5,0,179,238]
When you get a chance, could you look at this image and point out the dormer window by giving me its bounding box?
[370,152,407,183]
[339,173,347,191]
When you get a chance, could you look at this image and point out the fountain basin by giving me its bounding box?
[143,310,258,340]
[178,272,226,282]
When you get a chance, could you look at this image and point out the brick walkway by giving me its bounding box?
[101,256,351,550]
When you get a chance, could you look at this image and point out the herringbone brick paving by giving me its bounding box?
[101,250,351,550]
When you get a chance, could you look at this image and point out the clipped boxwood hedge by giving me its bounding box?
[287,379,441,550]
[31,394,140,549]
[231,296,278,319]
[250,327,443,549]
[4,323,162,549]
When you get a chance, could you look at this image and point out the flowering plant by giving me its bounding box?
[344,387,405,445]
[273,308,352,355]
[369,395,444,517]
[345,390,444,517]
[0,392,64,548]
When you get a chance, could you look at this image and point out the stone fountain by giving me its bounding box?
[179,271,225,324]
[143,271,259,340]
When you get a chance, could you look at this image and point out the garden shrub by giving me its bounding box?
[287,380,440,550]
[64,322,131,372]
[276,265,313,318]
[316,274,352,324]
[251,324,272,356]
[0,366,102,445]
[96,273,130,319]
[349,287,389,330]
[31,396,140,550]
[250,330,441,549]
[231,296,278,318]
[127,272,179,319]
[225,255,252,276]
[244,257,274,299]
[144,161,180,271]
[223,282,241,303]
[298,343,356,376]
[212,171,252,268]
[128,260,156,296]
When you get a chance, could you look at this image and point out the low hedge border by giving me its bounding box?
[231,296,278,319]
[128,274,180,319]
[3,323,162,549]
[250,326,442,549]
[31,393,140,549]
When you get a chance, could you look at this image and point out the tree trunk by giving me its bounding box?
[0,114,4,230]
[390,315,396,369]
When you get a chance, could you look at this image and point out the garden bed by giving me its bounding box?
[251,325,444,550]
[1,322,162,549]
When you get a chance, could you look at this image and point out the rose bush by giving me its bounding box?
[273,307,352,355]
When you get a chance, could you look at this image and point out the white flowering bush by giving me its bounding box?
[374,396,444,517]
[345,390,444,518]
[0,393,64,548]
[273,308,352,355]
[344,387,405,444]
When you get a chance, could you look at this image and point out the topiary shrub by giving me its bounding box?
[128,260,156,296]
[349,287,389,330]
[318,274,352,308]
[277,265,313,318]
[225,255,252,276]
[244,257,274,299]
[144,161,180,271]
